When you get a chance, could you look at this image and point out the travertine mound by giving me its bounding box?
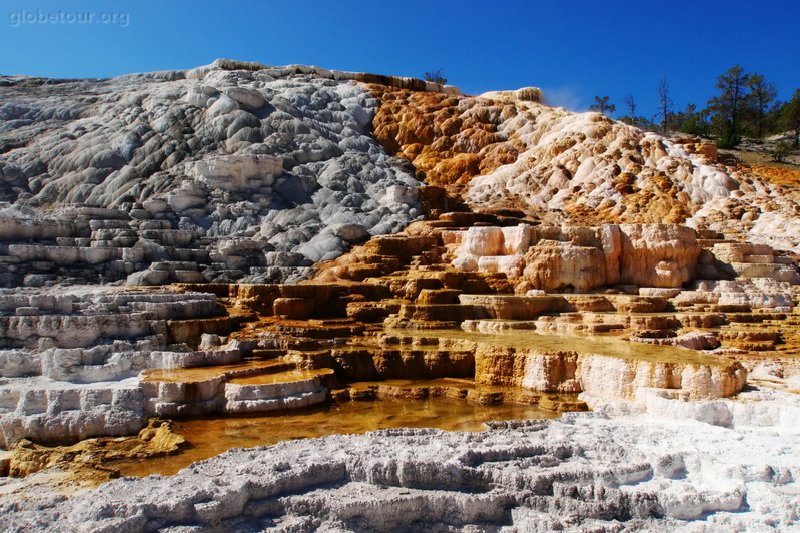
[447,222,800,293]
[2,387,798,532]
[0,60,431,286]
[2,59,800,531]
[371,85,800,252]
[3,59,799,289]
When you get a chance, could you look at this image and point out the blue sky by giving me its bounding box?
[1,0,798,119]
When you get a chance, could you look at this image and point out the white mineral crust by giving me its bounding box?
[0,388,798,532]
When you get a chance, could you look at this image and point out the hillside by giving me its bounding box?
[2,59,798,291]
[1,60,799,532]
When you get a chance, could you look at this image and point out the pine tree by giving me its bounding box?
[707,65,751,147]
[423,69,447,85]
[782,89,800,148]
[746,74,777,138]
[589,95,615,116]
[656,77,673,135]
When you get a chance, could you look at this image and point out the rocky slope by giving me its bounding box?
[370,85,800,253]
[3,59,799,289]
[0,60,432,286]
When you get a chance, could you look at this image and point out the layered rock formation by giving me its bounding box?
[4,58,799,290]
[371,83,800,254]
[2,261,775,450]
[2,59,800,531]
[3,387,799,532]
[449,222,702,290]
[0,286,239,446]
[0,60,431,286]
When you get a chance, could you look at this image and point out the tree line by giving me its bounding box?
[590,65,800,152]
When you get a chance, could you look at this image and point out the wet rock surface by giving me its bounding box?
[3,211,795,529]
[0,285,232,447]
[2,388,799,532]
